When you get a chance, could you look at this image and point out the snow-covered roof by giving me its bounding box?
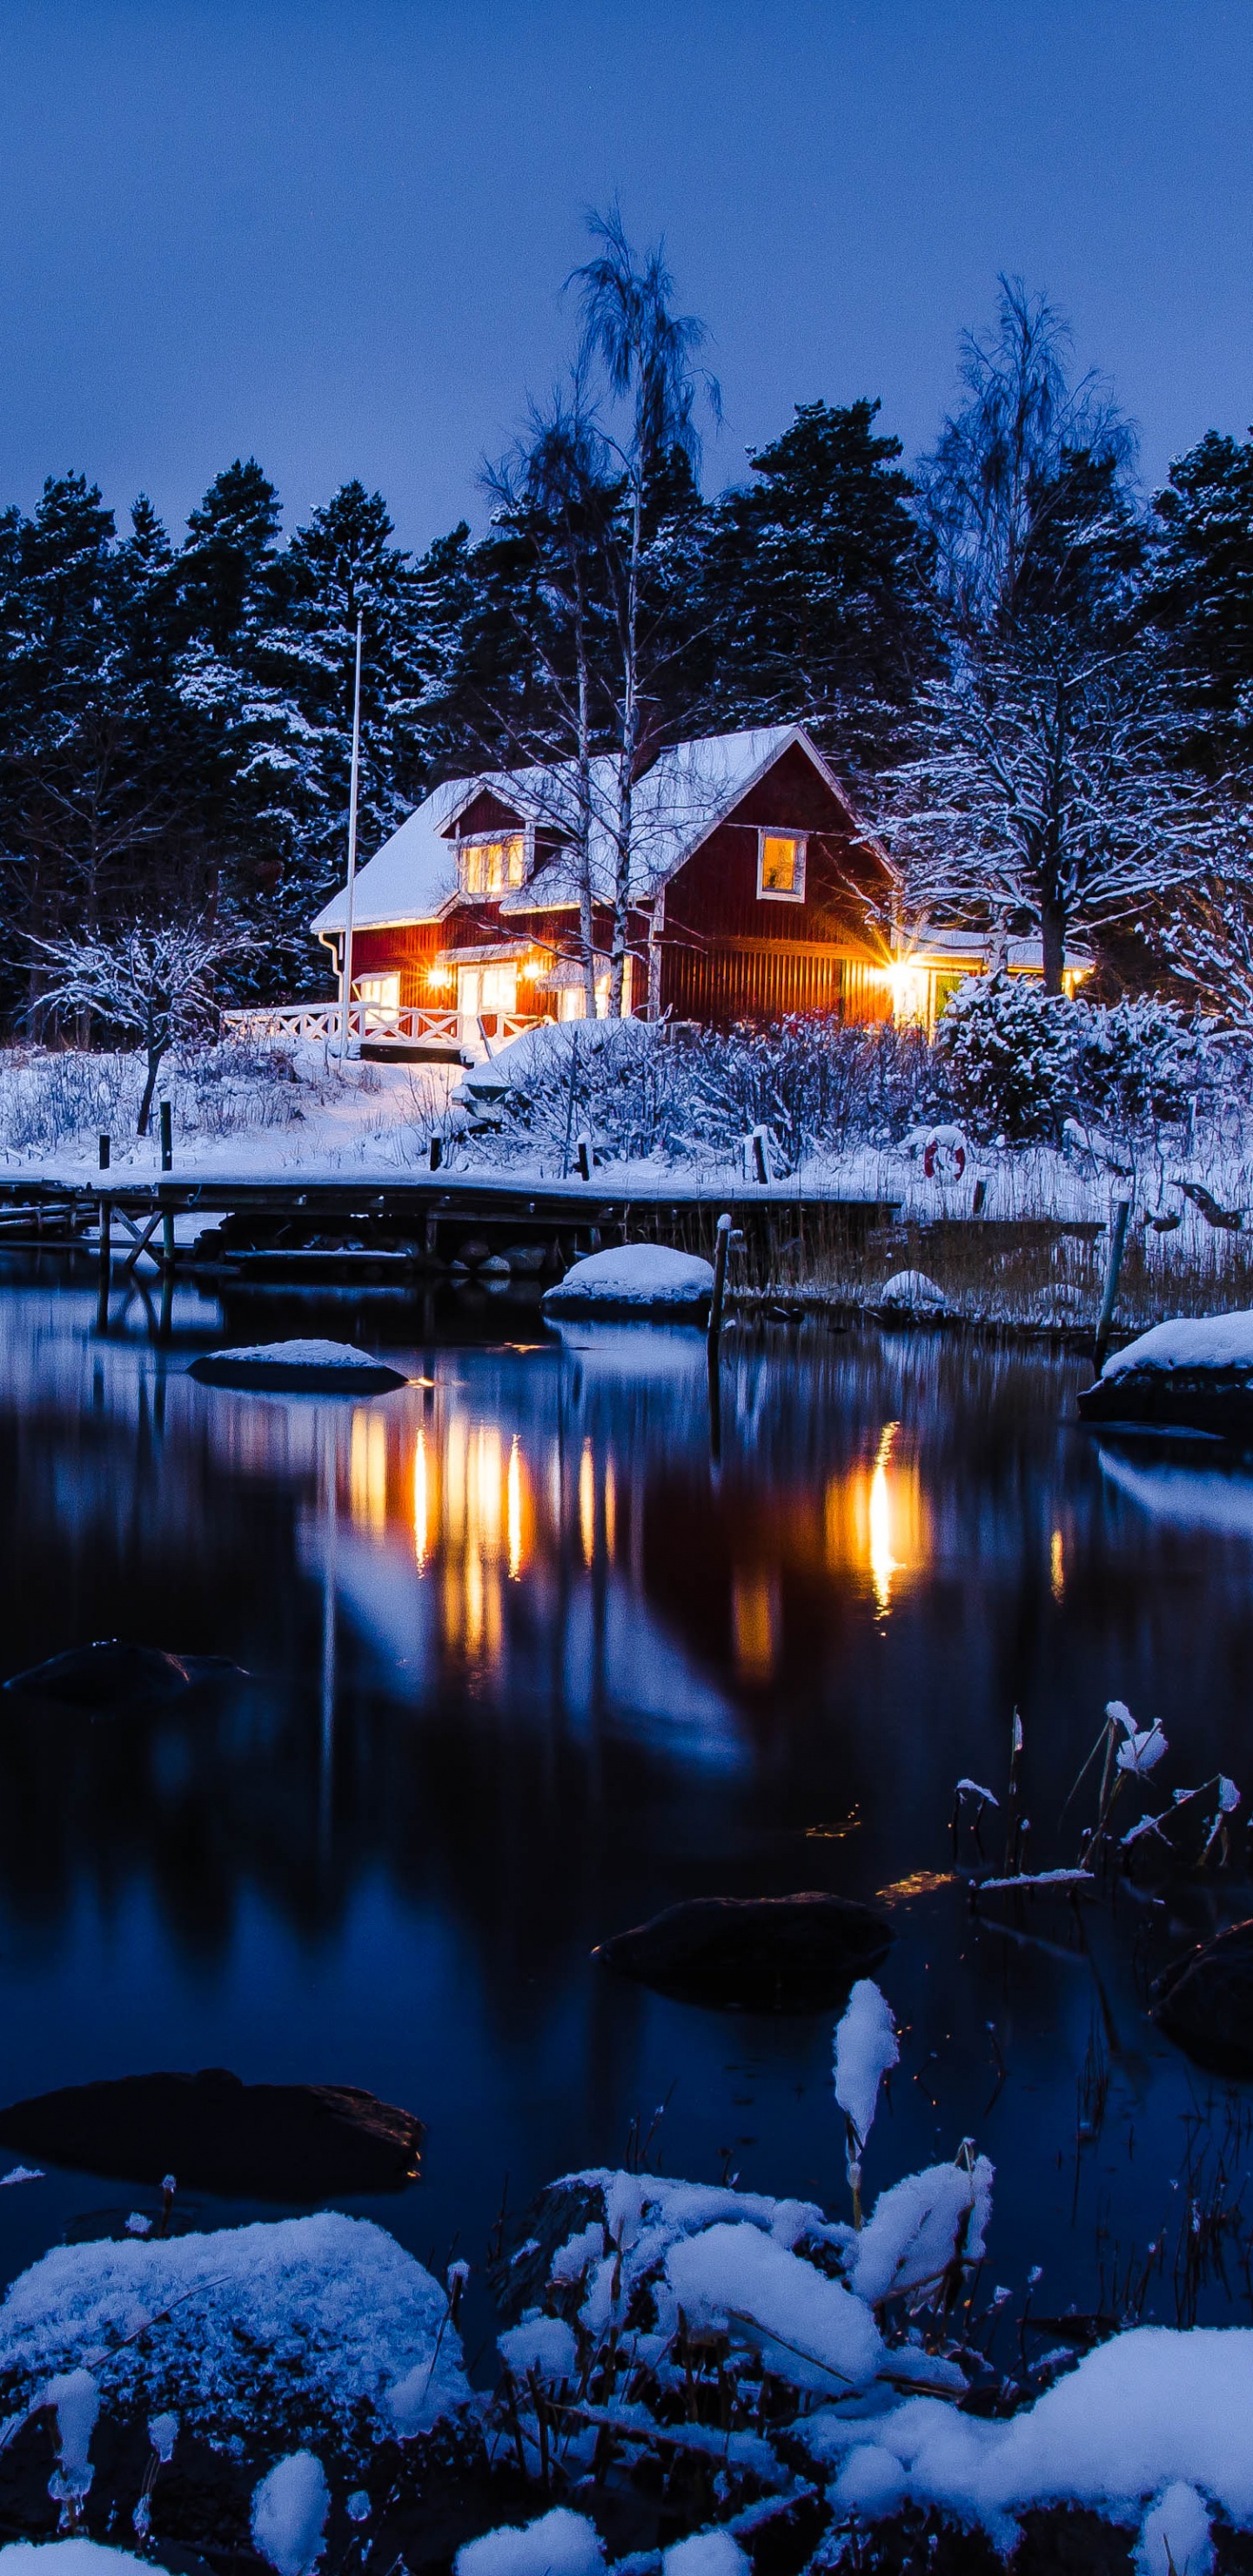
[312,728,882,937]
[901,930,1095,974]
[312,778,464,936]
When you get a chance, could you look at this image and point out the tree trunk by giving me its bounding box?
[1040,900,1067,997]
[137,1041,165,1137]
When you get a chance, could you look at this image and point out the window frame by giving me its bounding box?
[755,828,807,904]
[457,829,529,896]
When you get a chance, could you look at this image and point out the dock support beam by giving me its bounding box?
[96,1199,111,1332]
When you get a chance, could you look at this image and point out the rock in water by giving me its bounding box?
[543,1246,714,1320]
[878,1271,948,1317]
[190,1339,408,1392]
[1078,1311,1253,1434]
[1151,1919,1253,2076]
[3,1641,245,1710]
[593,1894,892,2012]
[0,2070,425,2198]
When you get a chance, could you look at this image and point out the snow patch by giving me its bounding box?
[251,2452,329,2576]
[665,2223,884,2393]
[455,2507,606,2576]
[833,1981,899,2153]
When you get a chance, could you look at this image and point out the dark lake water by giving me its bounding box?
[0,1267,1251,2365]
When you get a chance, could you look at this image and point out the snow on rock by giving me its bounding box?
[662,2533,750,2576]
[455,2507,606,2576]
[0,2214,469,2458]
[833,1981,899,2152]
[835,2325,1253,2543]
[847,2157,994,2304]
[191,1341,408,1391]
[878,1271,948,1313]
[543,1246,714,1316]
[1100,1314,1253,1380]
[665,2223,884,2394]
[497,2317,579,2383]
[251,2452,329,2576]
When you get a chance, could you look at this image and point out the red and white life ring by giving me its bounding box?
[923,1127,968,1181]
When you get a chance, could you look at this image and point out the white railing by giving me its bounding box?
[223,1002,545,1057]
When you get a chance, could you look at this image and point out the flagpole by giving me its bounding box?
[338,611,365,1058]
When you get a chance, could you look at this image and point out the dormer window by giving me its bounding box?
[460,834,526,895]
[757,830,807,902]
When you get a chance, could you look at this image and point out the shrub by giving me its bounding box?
[935,972,1079,1141]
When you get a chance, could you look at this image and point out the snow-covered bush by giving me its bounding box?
[1071,996,1215,1136]
[486,1016,941,1172]
[935,972,1078,1141]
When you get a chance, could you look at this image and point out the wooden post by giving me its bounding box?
[1094,1195,1131,1376]
[98,1133,111,1173]
[576,1135,593,1182]
[429,1134,443,1172]
[96,1198,111,1332]
[159,1100,172,1172]
[751,1129,768,1185]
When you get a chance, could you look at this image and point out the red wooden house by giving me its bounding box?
[312,726,901,1047]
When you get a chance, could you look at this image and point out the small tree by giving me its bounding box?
[29,917,257,1136]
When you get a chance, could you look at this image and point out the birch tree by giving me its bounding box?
[571,205,720,1011]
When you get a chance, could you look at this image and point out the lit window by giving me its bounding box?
[757,831,807,902]
[460,835,525,894]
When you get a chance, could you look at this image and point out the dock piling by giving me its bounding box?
[159,1101,173,1172]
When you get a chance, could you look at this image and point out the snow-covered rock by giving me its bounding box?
[1080,1311,1253,1431]
[190,1339,408,1392]
[0,2213,470,2459]
[878,1271,948,1314]
[542,1245,714,1318]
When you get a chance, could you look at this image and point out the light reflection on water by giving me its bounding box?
[0,1278,1250,2340]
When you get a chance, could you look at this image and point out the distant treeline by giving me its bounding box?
[1,245,1250,1006]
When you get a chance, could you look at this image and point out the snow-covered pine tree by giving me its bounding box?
[1150,428,1253,775]
[699,399,937,752]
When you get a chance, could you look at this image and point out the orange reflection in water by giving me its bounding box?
[826,1422,928,1615]
[732,1572,779,1680]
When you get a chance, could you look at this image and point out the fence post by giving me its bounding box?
[576,1135,593,1183]
[1094,1195,1131,1376]
[707,1212,733,1360]
[97,1134,110,1173]
[429,1135,443,1172]
[159,1100,172,1172]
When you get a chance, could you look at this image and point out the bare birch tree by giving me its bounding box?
[30,917,257,1135]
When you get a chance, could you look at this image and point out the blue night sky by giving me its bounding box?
[0,0,1250,549]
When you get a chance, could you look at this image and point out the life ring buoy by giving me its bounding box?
[923,1128,968,1181]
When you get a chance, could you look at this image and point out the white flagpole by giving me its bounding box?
[338,611,365,1057]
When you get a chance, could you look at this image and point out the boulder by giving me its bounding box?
[1079,1312,1253,1434]
[3,1641,245,1711]
[1151,1918,1253,2076]
[877,1270,948,1317]
[190,1338,408,1392]
[543,1246,714,1321]
[593,1893,892,2013]
[0,2069,425,2199]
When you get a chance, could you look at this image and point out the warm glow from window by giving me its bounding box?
[868,1423,899,1613]
[461,835,525,894]
[427,964,453,994]
[757,832,806,901]
[1050,1528,1065,1601]
[458,963,518,1018]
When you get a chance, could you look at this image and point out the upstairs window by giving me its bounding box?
[460,834,526,895]
[756,830,807,902]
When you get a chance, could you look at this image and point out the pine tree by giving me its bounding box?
[1151,428,1253,772]
[701,399,935,745]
